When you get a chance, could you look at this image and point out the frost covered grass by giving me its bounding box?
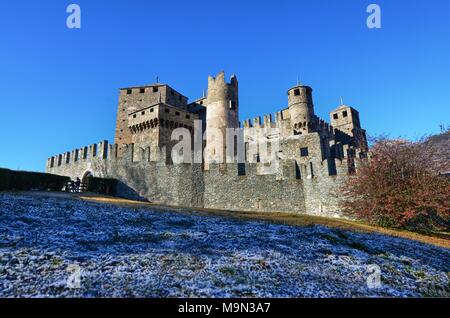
[0,192,449,298]
[81,195,450,249]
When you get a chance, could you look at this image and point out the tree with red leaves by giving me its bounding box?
[342,136,450,231]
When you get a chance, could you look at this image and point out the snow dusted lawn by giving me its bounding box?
[0,192,449,298]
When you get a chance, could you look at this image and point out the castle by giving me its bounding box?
[46,72,368,217]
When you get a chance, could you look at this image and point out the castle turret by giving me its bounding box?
[205,71,239,164]
[330,104,368,150]
[287,85,316,134]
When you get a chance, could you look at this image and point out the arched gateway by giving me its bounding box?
[81,171,93,184]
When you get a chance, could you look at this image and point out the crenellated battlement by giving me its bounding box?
[240,111,286,129]
[47,140,111,170]
[317,117,334,135]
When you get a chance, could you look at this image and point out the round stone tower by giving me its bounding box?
[287,85,316,134]
[205,71,239,165]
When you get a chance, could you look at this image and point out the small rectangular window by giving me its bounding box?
[165,109,170,113]
[238,163,246,176]
[141,111,145,115]
[153,86,158,93]
[150,108,154,112]
[300,147,309,157]
[133,114,137,118]
[343,111,348,117]
[140,88,145,94]
[127,89,132,95]
[186,115,190,119]
[333,113,338,119]
[294,89,300,96]
[175,111,180,116]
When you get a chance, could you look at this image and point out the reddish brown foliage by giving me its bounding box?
[342,137,450,229]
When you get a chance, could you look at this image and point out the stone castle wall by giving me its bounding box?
[46,139,350,217]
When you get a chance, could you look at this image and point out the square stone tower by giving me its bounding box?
[114,84,189,156]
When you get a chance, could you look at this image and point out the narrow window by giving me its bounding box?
[295,161,301,179]
[179,95,182,101]
[127,89,132,95]
[238,163,246,176]
[140,88,145,94]
[131,143,135,163]
[93,144,97,157]
[153,86,158,93]
[343,110,348,117]
[244,143,248,161]
[58,155,62,166]
[186,114,190,119]
[66,152,70,164]
[300,147,309,157]
[50,157,55,168]
[294,89,300,96]
[333,113,338,119]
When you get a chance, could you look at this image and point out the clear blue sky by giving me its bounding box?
[0,0,449,172]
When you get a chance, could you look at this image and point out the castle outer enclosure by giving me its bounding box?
[46,72,368,217]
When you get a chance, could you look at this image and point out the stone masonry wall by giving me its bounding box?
[46,139,351,217]
[47,143,204,207]
[204,162,306,213]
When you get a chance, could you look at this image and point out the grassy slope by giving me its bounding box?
[77,194,450,249]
